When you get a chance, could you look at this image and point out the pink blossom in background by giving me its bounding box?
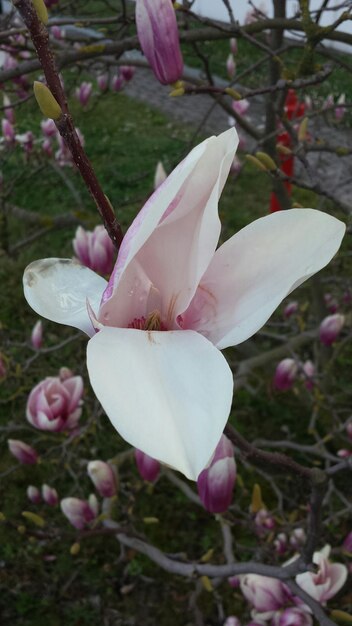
[73,225,116,276]
[226,53,236,79]
[41,118,57,138]
[301,360,315,391]
[31,320,43,350]
[272,607,312,626]
[135,0,183,85]
[232,99,250,117]
[42,138,53,157]
[60,495,98,530]
[274,358,298,391]
[87,460,117,497]
[23,128,345,480]
[290,528,306,550]
[240,574,289,615]
[324,292,338,314]
[197,434,236,513]
[3,94,15,124]
[26,369,83,432]
[75,82,93,108]
[120,66,135,82]
[135,449,161,482]
[111,74,124,92]
[97,73,109,92]
[42,484,59,506]
[8,439,38,465]
[274,533,288,555]
[323,94,334,110]
[319,313,345,346]
[154,161,167,190]
[295,545,347,604]
[342,531,352,553]
[229,37,238,55]
[2,118,15,143]
[337,449,352,458]
[335,94,346,121]
[283,301,298,319]
[224,618,241,626]
[50,25,63,39]
[254,508,275,535]
[27,485,41,504]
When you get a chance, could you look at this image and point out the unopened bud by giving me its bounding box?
[298,117,309,142]
[70,542,81,555]
[245,154,267,172]
[33,82,62,120]
[21,511,45,527]
[255,151,277,171]
[225,87,242,100]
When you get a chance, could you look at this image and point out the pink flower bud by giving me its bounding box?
[274,533,288,555]
[230,38,238,55]
[337,449,352,458]
[226,53,236,79]
[283,301,298,319]
[41,118,57,138]
[73,225,115,275]
[75,82,93,108]
[26,371,83,432]
[240,574,288,612]
[87,460,117,497]
[289,528,306,549]
[197,434,236,513]
[135,449,161,482]
[136,0,183,85]
[50,25,63,39]
[224,618,241,626]
[335,94,346,121]
[60,496,97,529]
[301,360,315,391]
[274,358,298,391]
[342,531,352,553]
[8,439,38,464]
[97,73,109,92]
[3,94,15,124]
[324,292,338,313]
[2,118,15,143]
[254,508,275,535]
[111,74,124,92]
[228,576,240,589]
[120,65,135,82]
[319,314,345,346]
[42,484,59,506]
[346,421,352,442]
[42,138,53,157]
[31,320,43,350]
[27,485,41,504]
[154,161,167,190]
[232,99,250,117]
[272,607,312,626]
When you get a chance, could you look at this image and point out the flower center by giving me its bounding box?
[128,310,167,331]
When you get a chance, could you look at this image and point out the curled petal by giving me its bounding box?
[23,258,107,336]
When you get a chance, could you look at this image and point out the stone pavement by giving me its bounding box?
[124,63,352,214]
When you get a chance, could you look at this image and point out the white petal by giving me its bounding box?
[86,327,233,480]
[183,209,345,348]
[23,258,107,336]
[99,128,238,327]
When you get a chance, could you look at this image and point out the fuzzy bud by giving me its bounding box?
[8,439,38,465]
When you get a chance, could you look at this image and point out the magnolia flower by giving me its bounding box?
[232,99,250,117]
[154,161,167,190]
[229,38,238,55]
[8,439,38,464]
[197,434,236,513]
[274,533,288,555]
[319,313,345,346]
[301,360,315,391]
[73,225,115,276]
[240,574,289,614]
[120,66,135,82]
[226,53,236,79]
[111,74,124,92]
[135,0,183,85]
[31,320,43,350]
[87,460,117,497]
[295,545,347,604]
[42,484,59,506]
[283,301,298,319]
[272,607,312,626]
[26,370,83,432]
[273,358,298,391]
[335,94,346,121]
[135,449,161,482]
[27,485,41,504]
[61,495,98,529]
[23,128,345,480]
[97,73,109,92]
[75,82,93,108]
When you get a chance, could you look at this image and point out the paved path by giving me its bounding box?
[125,63,352,213]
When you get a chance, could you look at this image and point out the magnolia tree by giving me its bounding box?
[1,0,352,624]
